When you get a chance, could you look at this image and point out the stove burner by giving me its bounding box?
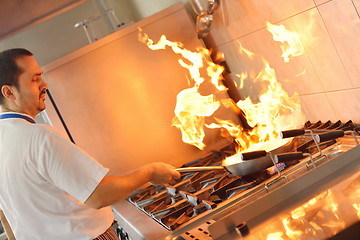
[128,148,273,230]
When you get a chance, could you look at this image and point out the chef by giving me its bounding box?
[0,48,180,240]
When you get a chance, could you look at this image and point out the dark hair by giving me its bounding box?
[0,48,33,104]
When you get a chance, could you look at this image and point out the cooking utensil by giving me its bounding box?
[190,0,219,15]
[176,140,297,176]
[281,129,349,157]
[177,128,348,177]
[280,129,345,142]
[190,0,207,15]
[196,10,213,37]
[211,51,253,130]
[274,152,307,164]
[207,0,219,14]
[176,150,267,176]
[191,0,220,38]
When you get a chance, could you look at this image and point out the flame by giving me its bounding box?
[172,87,220,149]
[138,26,305,157]
[138,29,225,149]
[253,177,360,239]
[282,217,303,238]
[266,232,284,240]
[266,21,305,63]
[279,193,325,239]
[137,28,225,90]
[274,190,345,239]
[235,72,247,89]
[203,24,305,162]
[353,203,360,218]
[290,191,328,219]
[219,58,305,165]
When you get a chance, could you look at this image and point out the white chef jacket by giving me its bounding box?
[0,113,114,239]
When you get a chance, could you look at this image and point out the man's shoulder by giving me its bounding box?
[28,123,68,142]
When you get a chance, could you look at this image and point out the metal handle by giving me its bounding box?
[240,150,267,160]
[314,130,344,143]
[354,126,360,135]
[176,166,224,172]
[280,129,305,138]
[274,152,305,163]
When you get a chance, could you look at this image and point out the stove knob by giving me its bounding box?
[235,222,249,237]
[193,203,207,215]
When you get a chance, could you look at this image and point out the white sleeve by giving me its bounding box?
[34,126,109,203]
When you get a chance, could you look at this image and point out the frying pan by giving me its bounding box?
[176,130,345,176]
[176,140,294,176]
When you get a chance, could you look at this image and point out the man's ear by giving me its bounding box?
[1,85,15,100]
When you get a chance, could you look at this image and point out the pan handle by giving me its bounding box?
[280,129,305,138]
[274,152,305,163]
[314,130,344,143]
[176,166,224,172]
[240,150,267,160]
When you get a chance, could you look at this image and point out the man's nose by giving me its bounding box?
[41,78,48,89]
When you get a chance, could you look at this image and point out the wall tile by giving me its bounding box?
[318,0,360,88]
[205,0,289,47]
[217,19,323,100]
[299,93,336,122]
[283,0,315,16]
[203,0,360,124]
[352,88,360,122]
[314,0,334,5]
[353,0,360,11]
[291,8,353,91]
[326,89,360,122]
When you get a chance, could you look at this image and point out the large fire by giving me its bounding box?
[138,22,305,162]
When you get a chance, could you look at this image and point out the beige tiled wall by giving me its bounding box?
[205,0,360,123]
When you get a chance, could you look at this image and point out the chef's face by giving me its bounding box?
[11,55,48,117]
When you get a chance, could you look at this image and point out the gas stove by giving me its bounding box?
[112,120,360,240]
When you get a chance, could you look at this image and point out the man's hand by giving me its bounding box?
[0,210,15,240]
[145,162,181,185]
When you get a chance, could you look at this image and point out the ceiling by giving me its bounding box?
[0,0,88,40]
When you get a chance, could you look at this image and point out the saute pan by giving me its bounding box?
[176,130,346,176]
[176,139,294,176]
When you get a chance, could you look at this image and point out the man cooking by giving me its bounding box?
[0,48,181,240]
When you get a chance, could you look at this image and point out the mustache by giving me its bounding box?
[40,88,47,97]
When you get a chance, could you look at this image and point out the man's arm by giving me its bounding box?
[84,162,180,209]
[0,210,15,240]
